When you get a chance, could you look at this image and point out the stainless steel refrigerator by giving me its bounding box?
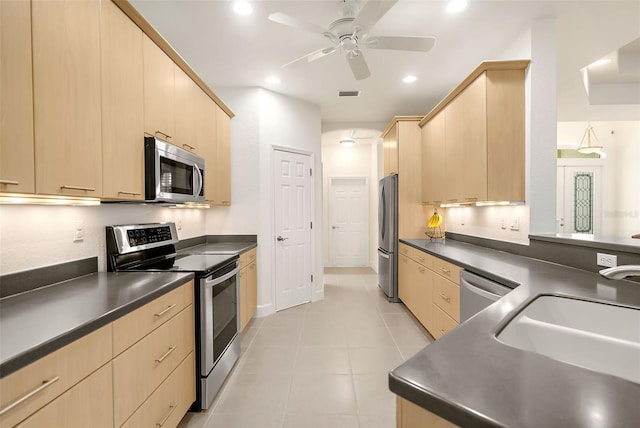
[378,175,399,302]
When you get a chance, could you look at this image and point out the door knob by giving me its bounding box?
[332,226,338,229]
[277,236,288,242]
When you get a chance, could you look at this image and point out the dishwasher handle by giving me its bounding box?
[461,270,511,302]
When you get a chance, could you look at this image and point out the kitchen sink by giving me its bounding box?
[496,295,640,383]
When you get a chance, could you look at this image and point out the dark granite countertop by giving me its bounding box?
[179,241,257,256]
[0,271,194,378]
[390,238,640,427]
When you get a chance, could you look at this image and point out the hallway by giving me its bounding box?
[180,267,432,428]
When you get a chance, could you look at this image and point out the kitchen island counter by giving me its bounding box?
[391,238,640,427]
[0,271,194,378]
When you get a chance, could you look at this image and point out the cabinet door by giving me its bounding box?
[32,0,102,197]
[175,65,205,155]
[143,34,175,140]
[239,267,249,331]
[201,94,217,201]
[486,69,526,202]
[384,123,399,176]
[421,112,446,205]
[211,105,231,205]
[247,260,258,324]
[100,0,144,200]
[17,363,113,428]
[0,0,35,194]
[398,254,413,307]
[412,263,433,331]
[397,121,423,239]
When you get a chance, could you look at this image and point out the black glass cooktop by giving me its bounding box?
[130,253,238,275]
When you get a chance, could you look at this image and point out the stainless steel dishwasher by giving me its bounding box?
[460,270,513,322]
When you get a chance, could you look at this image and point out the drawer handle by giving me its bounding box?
[60,185,95,192]
[440,329,446,335]
[418,268,425,273]
[118,191,141,196]
[0,377,60,416]
[155,131,172,140]
[418,256,425,262]
[156,404,177,427]
[0,180,19,186]
[155,346,177,364]
[182,143,196,151]
[439,292,451,302]
[440,267,451,275]
[154,304,177,318]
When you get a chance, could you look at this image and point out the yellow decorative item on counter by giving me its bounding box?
[426,208,445,239]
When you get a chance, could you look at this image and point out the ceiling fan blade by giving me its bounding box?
[283,47,337,68]
[352,0,398,32]
[347,51,371,80]
[366,36,436,52]
[268,12,327,35]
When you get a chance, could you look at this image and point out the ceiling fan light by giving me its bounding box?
[447,0,469,14]
[340,140,354,147]
[232,0,252,16]
[403,75,417,83]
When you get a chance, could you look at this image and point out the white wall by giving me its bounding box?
[209,87,323,317]
[0,204,206,274]
[557,120,640,238]
[321,136,379,268]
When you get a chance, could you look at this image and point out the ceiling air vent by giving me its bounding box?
[338,90,360,97]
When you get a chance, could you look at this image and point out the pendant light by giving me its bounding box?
[577,124,605,156]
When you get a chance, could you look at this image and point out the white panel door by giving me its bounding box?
[329,177,368,267]
[274,150,312,311]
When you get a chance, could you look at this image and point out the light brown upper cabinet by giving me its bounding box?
[420,60,528,205]
[210,105,231,206]
[421,111,446,205]
[143,34,175,142]
[382,117,424,239]
[445,74,487,203]
[175,65,206,155]
[101,0,144,201]
[383,125,399,176]
[0,0,35,195]
[32,0,103,197]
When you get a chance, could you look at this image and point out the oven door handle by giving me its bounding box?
[204,266,240,287]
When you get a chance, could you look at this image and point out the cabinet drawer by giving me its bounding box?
[0,325,112,428]
[398,243,430,269]
[113,305,195,427]
[433,305,459,340]
[239,248,256,269]
[17,362,113,428]
[121,353,195,428]
[433,274,460,322]
[430,257,461,285]
[113,280,193,356]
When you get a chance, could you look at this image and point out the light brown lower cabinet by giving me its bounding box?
[396,396,458,428]
[16,363,114,428]
[121,353,195,428]
[239,248,258,331]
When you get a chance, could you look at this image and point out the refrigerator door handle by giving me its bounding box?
[378,250,390,259]
[380,186,386,241]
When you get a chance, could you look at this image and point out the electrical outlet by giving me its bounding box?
[460,214,465,226]
[500,218,506,230]
[509,217,520,231]
[177,219,182,230]
[597,253,617,268]
[73,228,84,242]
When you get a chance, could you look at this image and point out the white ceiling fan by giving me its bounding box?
[268,0,436,80]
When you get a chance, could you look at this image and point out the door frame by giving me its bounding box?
[328,176,369,267]
[271,145,316,311]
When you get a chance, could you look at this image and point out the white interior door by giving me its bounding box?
[274,149,312,311]
[329,177,368,266]
[557,162,603,235]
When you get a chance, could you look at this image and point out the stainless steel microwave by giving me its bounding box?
[144,136,205,203]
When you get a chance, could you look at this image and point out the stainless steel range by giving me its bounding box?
[106,222,240,411]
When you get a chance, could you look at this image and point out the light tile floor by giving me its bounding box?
[179,267,432,428]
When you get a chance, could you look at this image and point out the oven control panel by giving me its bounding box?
[107,223,179,255]
[126,226,173,247]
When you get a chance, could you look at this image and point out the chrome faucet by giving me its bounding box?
[599,265,640,280]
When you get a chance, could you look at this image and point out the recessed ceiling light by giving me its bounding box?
[232,0,253,16]
[265,76,280,84]
[339,140,354,147]
[403,75,417,83]
[447,0,469,13]
[589,58,612,68]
